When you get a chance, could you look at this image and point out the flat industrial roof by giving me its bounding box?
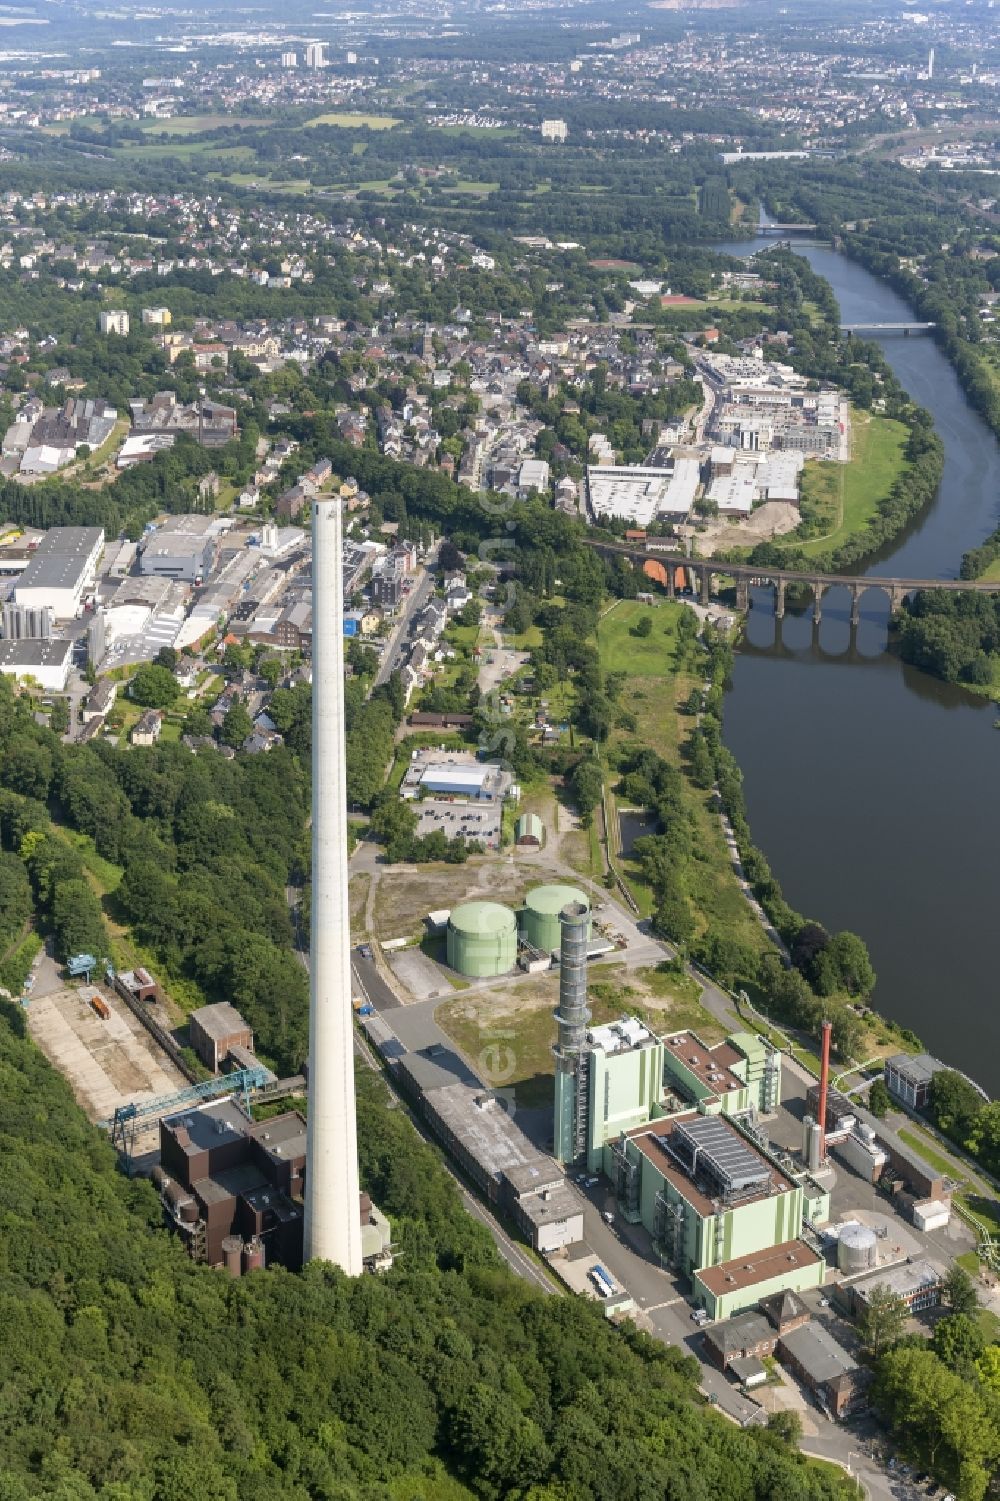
[697,1239,823,1296]
[191,1001,250,1041]
[587,1017,657,1054]
[163,1096,250,1154]
[250,1111,307,1163]
[397,1045,479,1095]
[16,526,103,593]
[420,763,489,787]
[0,638,73,669]
[629,1112,795,1217]
[662,1030,746,1097]
[193,1161,266,1205]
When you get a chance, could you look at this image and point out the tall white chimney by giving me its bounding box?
[304,496,363,1274]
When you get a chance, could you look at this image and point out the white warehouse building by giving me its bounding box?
[14,526,104,620]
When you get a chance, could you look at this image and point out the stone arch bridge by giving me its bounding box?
[588,540,998,626]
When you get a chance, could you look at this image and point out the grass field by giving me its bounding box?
[218,174,313,195]
[449,179,500,196]
[794,413,908,557]
[597,600,771,955]
[119,140,257,162]
[140,114,260,134]
[305,111,400,130]
[435,961,721,1108]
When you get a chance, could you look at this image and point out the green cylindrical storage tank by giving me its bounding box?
[522,884,591,954]
[447,901,518,977]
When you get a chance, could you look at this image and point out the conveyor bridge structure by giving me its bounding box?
[106,1066,271,1174]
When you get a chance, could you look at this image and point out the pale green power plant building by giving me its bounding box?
[446,901,518,978]
[551,905,829,1319]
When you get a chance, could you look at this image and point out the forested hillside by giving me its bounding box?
[0,994,860,1501]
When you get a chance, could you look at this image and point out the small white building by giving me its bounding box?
[541,118,568,142]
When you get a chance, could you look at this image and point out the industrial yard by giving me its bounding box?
[26,980,187,1123]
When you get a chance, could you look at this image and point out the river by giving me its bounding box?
[715,229,1000,1092]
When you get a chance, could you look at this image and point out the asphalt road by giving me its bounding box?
[373,563,436,688]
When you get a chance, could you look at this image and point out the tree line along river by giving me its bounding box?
[714,230,1000,1094]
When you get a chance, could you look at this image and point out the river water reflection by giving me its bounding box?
[714,233,1000,1089]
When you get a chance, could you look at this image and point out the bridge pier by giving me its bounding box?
[774,578,786,621]
[735,577,749,613]
[812,579,825,624]
[666,562,676,599]
[850,583,862,628]
[888,584,908,614]
[700,568,711,607]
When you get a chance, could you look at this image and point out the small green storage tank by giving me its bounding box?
[447,901,518,977]
[521,883,591,954]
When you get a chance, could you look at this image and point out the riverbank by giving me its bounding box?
[593,596,909,1070]
[719,233,1000,1094]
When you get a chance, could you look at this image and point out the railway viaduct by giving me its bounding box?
[588,540,997,626]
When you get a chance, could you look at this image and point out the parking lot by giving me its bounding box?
[414,798,501,848]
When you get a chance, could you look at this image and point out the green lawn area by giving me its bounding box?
[305,111,401,130]
[120,142,257,166]
[435,962,721,1110]
[598,599,679,674]
[450,179,500,196]
[597,600,771,957]
[794,413,908,557]
[217,173,313,194]
[706,297,771,313]
[957,1192,1000,1238]
[140,114,260,134]
[53,828,123,897]
[433,124,518,138]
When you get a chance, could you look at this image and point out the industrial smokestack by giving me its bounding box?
[553,901,591,1165]
[303,496,363,1275]
[817,1019,832,1164]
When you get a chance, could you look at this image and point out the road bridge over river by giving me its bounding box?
[841,320,936,336]
[588,539,998,625]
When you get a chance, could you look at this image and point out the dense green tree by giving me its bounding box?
[51,876,106,961]
[220,698,253,749]
[944,1264,979,1318]
[129,663,179,709]
[867,1078,891,1119]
